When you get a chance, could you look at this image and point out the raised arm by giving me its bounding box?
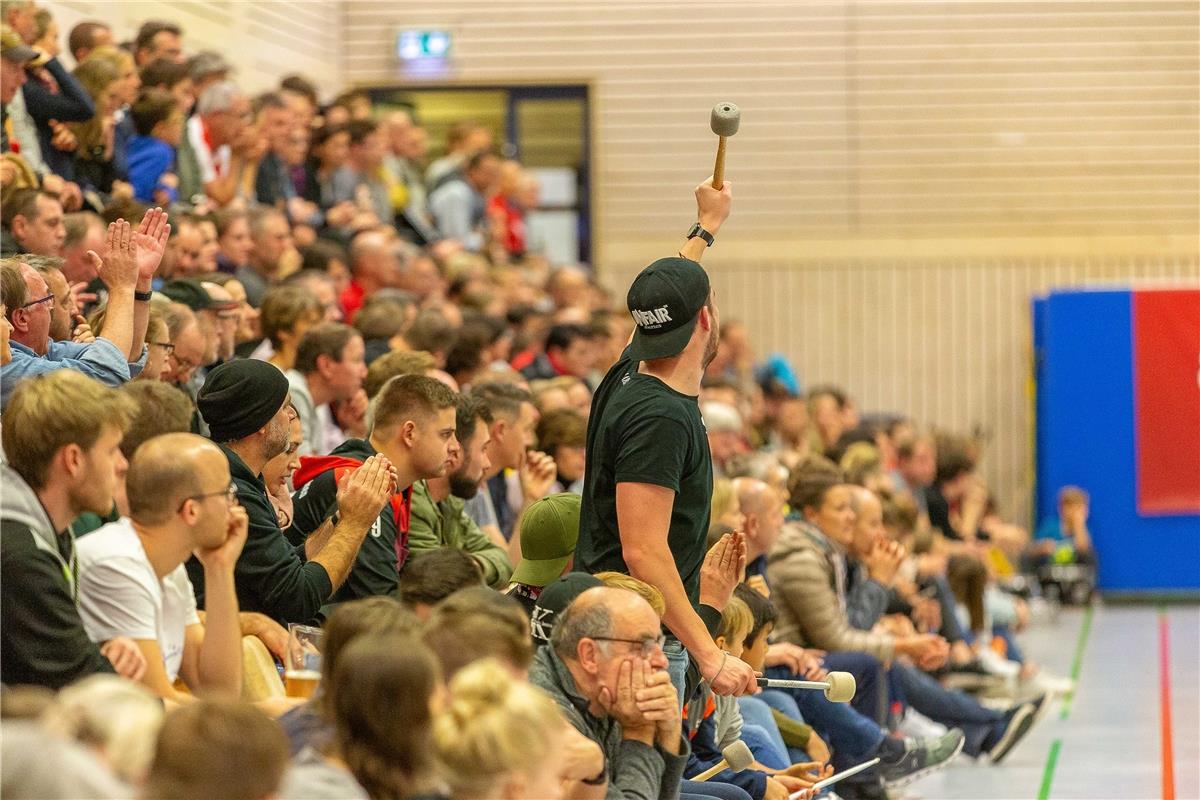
[678,178,733,263]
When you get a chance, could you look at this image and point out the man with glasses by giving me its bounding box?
[530,586,688,800]
[0,209,167,410]
[76,433,249,705]
[160,301,207,389]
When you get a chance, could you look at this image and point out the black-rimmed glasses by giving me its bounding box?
[20,293,54,310]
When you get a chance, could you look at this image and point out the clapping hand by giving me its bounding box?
[133,207,171,282]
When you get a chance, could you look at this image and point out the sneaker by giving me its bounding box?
[880,728,966,788]
[988,701,1038,764]
[897,708,948,739]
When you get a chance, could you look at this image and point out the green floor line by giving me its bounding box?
[1039,607,1094,799]
[1037,739,1063,800]
[1059,604,1094,720]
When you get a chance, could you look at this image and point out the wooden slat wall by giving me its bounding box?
[342,1,1199,523]
[35,2,1200,522]
[40,0,343,95]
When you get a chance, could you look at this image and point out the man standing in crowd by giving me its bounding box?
[408,394,513,588]
[0,371,147,688]
[193,359,394,624]
[290,374,460,606]
[577,176,758,697]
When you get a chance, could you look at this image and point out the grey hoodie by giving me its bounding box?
[529,645,688,800]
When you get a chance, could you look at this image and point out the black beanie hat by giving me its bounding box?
[198,360,290,443]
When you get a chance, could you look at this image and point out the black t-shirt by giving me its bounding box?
[577,348,713,605]
[289,438,411,606]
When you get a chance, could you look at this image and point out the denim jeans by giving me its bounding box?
[681,780,754,800]
[737,696,791,769]
[759,687,885,771]
[806,651,889,726]
[892,661,1004,756]
[666,638,690,706]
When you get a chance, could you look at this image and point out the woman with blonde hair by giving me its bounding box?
[42,674,165,786]
[434,658,568,800]
[69,56,123,194]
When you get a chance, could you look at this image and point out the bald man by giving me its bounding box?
[76,433,248,705]
[734,477,787,582]
[341,231,399,321]
[529,586,685,798]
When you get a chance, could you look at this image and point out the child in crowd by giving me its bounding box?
[683,596,830,800]
[1032,486,1094,567]
[127,87,183,205]
[735,584,832,766]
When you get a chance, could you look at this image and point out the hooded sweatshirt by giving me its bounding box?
[290,439,412,605]
[0,464,114,687]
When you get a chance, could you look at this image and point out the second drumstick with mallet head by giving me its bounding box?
[756,671,857,703]
[710,102,740,190]
[690,740,755,782]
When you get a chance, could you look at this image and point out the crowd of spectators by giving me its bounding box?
[1,5,1090,800]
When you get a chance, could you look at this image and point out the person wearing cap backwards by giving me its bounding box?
[576,175,760,700]
[192,359,397,625]
[504,492,581,616]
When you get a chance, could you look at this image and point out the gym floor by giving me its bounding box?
[915,604,1199,800]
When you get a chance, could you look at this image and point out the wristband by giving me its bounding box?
[707,651,729,685]
[134,290,153,302]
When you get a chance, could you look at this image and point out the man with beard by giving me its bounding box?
[290,374,462,606]
[577,176,759,701]
[192,359,395,625]
[406,394,513,588]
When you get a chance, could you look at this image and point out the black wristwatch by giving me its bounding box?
[686,222,715,247]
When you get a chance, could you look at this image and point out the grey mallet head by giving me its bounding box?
[824,671,857,703]
[710,102,741,137]
[723,740,755,772]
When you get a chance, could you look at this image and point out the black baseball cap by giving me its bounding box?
[626,257,711,362]
[530,572,603,644]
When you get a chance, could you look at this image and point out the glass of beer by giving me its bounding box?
[284,623,323,699]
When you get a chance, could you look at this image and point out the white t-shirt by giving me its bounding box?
[76,519,200,683]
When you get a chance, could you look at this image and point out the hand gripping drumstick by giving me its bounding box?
[710,102,741,189]
[691,740,755,782]
[789,758,882,798]
[756,671,857,703]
